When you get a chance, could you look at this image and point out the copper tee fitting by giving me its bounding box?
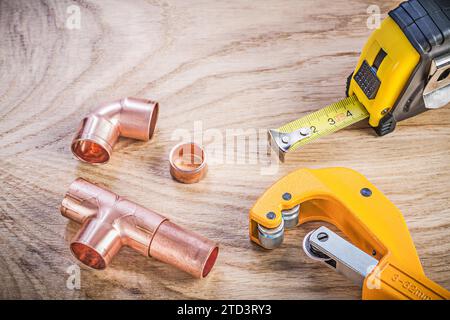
[60,178,218,278]
[71,97,159,164]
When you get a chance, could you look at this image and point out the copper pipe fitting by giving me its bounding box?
[71,97,159,164]
[60,178,218,278]
[169,142,207,184]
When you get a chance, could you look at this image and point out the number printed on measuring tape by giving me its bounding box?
[278,95,369,151]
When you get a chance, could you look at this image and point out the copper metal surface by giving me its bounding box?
[60,178,218,278]
[169,142,207,183]
[150,221,219,278]
[71,97,159,164]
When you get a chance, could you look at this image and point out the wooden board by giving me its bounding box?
[0,0,448,299]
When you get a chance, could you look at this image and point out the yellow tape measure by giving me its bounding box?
[269,95,369,156]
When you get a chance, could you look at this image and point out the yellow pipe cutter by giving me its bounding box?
[249,167,449,300]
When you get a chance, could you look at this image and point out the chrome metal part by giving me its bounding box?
[268,127,311,154]
[424,54,450,109]
[302,226,379,286]
[257,220,285,249]
[281,204,300,229]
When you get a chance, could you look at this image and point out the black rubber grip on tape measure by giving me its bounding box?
[389,0,450,54]
[353,61,381,100]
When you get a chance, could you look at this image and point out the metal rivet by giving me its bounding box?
[317,232,329,242]
[372,249,377,256]
[299,128,310,136]
[282,192,292,201]
[266,212,276,220]
[281,136,289,144]
[381,108,389,115]
[360,188,372,197]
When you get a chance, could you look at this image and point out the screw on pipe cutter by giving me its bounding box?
[249,167,450,300]
[270,0,450,160]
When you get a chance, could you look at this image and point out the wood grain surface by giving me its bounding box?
[0,0,449,299]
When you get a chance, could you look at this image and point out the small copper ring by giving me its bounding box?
[169,142,207,184]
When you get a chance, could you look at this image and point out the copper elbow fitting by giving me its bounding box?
[71,97,159,164]
[60,178,218,278]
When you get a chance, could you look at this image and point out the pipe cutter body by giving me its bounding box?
[249,167,449,300]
